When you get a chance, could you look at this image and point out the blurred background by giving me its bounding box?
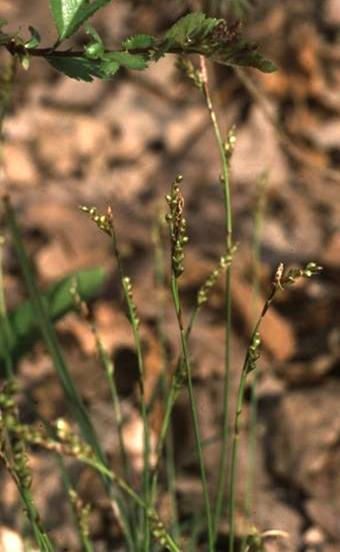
[0,0,339,550]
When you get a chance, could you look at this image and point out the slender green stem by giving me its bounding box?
[150,268,224,516]
[3,198,133,547]
[92,326,139,546]
[0,61,16,378]
[7,414,181,552]
[0,236,52,550]
[199,56,233,541]
[0,236,14,378]
[228,261,322,551]
[108,214,151,551]
[228,286,277,552]
[152,222,180,540]
[96,332,131,486]
[19,483,54,551]
[171,273,214,552]
[1,428,53,551]
[241,174,267,551]
[73,455,182,552]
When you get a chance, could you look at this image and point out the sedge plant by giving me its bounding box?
[0,1,324,551]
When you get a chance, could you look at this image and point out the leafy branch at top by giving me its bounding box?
[1,5,276,82]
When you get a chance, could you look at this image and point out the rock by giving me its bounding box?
[323,0,340,25]
[3,143,38,186]
[303,526,326,548]
[275,355,335,385]
[231,106,289,187]
[267,381,340,540]
[232,276,296,361]
[45,77,106,109]
[25,201,108,280]
[322,232,340,268]
[309,120,340,150]
[305,500,340,541]
[0,528,24,552]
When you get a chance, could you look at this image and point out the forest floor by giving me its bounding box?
[0,1,340,551]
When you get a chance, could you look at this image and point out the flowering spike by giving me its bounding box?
[165,176,188,278]
[80,205,113,236]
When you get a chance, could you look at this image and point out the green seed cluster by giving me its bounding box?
[0,380,32,489]
[149,509,174,551]
[69,277,90,320]
[246,331,261,374]
[122,276,140,329]
[176,57,203,89]
[223,125,237,162]
[69,488,91,540]
[165,175,189,278]
[197,246,236,306]
[275,261,322,291]
[80,205,113,236]
[54,418,94,460]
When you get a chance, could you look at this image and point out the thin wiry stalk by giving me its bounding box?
[228,261,323,552]
[165,178,214,550]
[93,325,140,547]
[52,435,94,551]
[68,487,93,552]
[228,327,262,552]
[95,331,132,491]
[0,244,52,550]
[70,282,138,546]
[152,220,180,540]
[11,419,182,552]
[0,235,14,378]
[0,386,54,551]
[3,198,133,548]
[2,430,52,550]
[150,247,232,510]
[170,274,214,552]
[105,207,151,551]
[0,58,16,138]
[16,475,54,551]
[25,390,95,552]
[84,456,182,552]
[199,55,233,541]
[70,281,136,532]
[241,173,267,551]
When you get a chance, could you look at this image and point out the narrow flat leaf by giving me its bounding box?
[50,0,111,40]
[1,267,106,365]
[47,54,118,81]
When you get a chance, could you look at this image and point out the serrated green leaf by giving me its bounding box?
[49,0,111,41]
[122,34,156,50]
[0,267,106,366]
[47,54,119,81]
[231,51,276,72]
[104,51,148,71]
[165,12,220,47]
[212,39,277,73]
